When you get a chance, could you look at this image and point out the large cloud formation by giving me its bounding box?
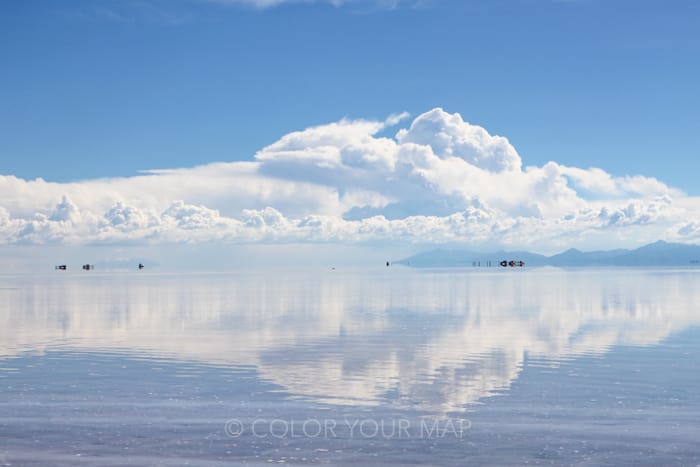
[1,108,698,250]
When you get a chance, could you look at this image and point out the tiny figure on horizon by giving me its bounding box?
[55,265,67,271]
[138,263,144,270]
[82,264,94,271]
[386,261,390,267]
[500,260,525,267]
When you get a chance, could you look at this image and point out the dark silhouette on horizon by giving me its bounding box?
[399,240,700,268]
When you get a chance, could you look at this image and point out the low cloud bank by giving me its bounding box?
[2,108,698,251]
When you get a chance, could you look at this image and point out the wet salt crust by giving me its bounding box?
[1,268,699,465]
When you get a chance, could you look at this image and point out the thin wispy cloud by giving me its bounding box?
[67,1,193,26]
[205,0,416,10]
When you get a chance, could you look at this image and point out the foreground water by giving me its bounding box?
[1,267,699,465]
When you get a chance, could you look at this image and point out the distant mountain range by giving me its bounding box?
[397,241,700,268]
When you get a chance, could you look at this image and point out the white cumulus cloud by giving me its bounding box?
[1,107,698,252]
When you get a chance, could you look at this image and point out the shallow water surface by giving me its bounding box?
[1,268,699,465]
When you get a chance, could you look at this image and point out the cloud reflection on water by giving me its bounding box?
[1,268,698,413]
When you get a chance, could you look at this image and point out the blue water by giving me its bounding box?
[1,268,699,465]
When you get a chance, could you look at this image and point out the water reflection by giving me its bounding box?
[1,268,699,413]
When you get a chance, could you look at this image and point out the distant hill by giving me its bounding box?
[397,241,700,268]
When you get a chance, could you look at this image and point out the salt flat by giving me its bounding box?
[1,267,699,465]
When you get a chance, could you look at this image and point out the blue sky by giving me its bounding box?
[2,0,698,189]
[2,0,700,266]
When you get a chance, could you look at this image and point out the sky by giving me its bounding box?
[1,0,699,269]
